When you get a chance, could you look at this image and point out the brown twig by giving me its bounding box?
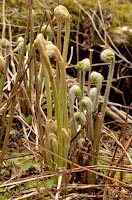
[70,124,85,143]
[110,136,132,181]
[2,0,6,40]
[24,139,132,188]
[92,113,102,151]
[0,7,30,166]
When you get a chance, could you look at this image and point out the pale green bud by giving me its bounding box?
[69,85,81,97]
[41,25,52,37]
[46,44,55,58]
[81,96,93,113]
[88,87,97,101]
[16,37,24,46]
[48,133,57,141]
[76,58,90,71]
[54,5,69,23]
[88,87,97,109]
[1,39,10,48]
[74,112,86,125]
[90,71,102,84]
[45,119,57,134]
[100,49,115,63]
[62,128,70,144]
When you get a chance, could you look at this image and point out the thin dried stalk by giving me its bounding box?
[25,139,132,188]
[0,10,30,166]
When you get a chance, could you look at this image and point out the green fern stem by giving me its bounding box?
[41,58,52,120]
[35,34,63,167]
[95,52,115,161]
[62,16,70,64]
[46,44,68,131]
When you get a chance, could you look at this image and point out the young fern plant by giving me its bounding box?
[41,24,52,41]
[74,111,86,126]
[74,111,86,144]
[81,97,94,142]
[75,58,91,111]
[46,43,68,130]
[39,26,53,120]
[54,5,70,64]
[100,49,115,122]
[41,56,52,120]
[48,133,58,167]
[69,85,81,137]
[45,119,57,169]
[62,128,70,167]
[16,37,24,54]
[90,71,102,111]
[34,33,63,167]
[95,49,115,159]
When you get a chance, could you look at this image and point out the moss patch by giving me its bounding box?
[63,0,132,28]
[0,0,131,45]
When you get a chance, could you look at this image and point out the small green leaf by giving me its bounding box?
[10,129,16,135]
[0,188,6,192]
[101,75,104,81]
[25,44,30,53]
[24,156,30,160]
[0,169,5,174]
[107,125,110,129]
[26,116,33,124]
[7,158,18,162]
[75,61,83,71]
[46,179,54,188]
[20,163,32,171]
[5,170,10,175]
[31,163,40,168]
[101,158,109,165]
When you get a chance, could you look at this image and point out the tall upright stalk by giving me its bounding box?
[100,49,115,122]
[95,49,115,160]
[33,45,48,170]
[46,43,68,130]
[34,34,63,167]
[0,40,9,143]
[54,5,70,64]
[40,26,53,116]
[0,13,30,167]
[41,58,52,120]
[0,39,10,101]
[0,56,5,102]
[29,7,35,101]
[54,5,70,131]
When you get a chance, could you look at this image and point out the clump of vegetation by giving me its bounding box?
[0,1,132,199]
